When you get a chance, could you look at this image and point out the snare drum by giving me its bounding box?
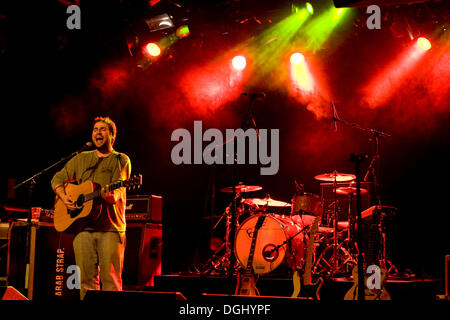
[234,214,305,274]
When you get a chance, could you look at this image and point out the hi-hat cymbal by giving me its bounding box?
[336,187,368,196]
[314,171,356,182]
[243,195,291,207]
[220,185,262,193]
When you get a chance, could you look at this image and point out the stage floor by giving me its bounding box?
[124,273,445,302]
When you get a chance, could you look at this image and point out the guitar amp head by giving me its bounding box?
[125,195,162,222]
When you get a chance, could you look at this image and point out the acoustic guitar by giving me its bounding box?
[292,215,323,300]
[344,207,391,300]
[54,174,142,232]
[235,215,266,296]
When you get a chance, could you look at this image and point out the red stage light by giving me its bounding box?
[232,55,247,70]
[144,42,161,57]
[417,37,431,51]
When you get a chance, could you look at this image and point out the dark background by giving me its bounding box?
[0,0,449,278]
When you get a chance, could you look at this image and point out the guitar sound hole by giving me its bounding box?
[76,194,85,208]
[68,194,85,218]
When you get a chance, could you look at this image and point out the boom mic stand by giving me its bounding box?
[13,142,91,295]
[227,94,262,290]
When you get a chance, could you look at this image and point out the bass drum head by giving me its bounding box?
[234,214,304,274]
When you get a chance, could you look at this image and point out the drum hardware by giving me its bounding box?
[336,186,368,256]
[315,171,357,276]
[202,183,264,276]
[313,243,357,276]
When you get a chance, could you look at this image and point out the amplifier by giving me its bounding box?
[125,195,162,222]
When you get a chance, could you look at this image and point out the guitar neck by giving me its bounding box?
[304,216,319,285]
[366,209,381,267]
[245,236,258,273]
[245,216,266,274]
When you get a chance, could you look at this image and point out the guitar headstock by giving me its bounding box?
[125,174,143,190]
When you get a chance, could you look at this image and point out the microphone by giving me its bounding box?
[75,142,93,155]
[241,92,266,99]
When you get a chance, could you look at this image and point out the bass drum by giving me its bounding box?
[234,214,305,274]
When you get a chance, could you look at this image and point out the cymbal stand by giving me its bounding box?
[332,173,338,275]
[379,216,399,275]
[205,192,242,275]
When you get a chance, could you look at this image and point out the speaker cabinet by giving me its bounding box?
[7,221,78,301]
[123,223,162,287]
[7,221,163,300]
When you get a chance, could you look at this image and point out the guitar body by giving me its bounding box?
[344,266,391,300]
[292,270,323,300]
[344,207,390,300]
[292,216,323,300]
[54,181,99,232]
[235,215,265,296]
[235,274,258,296]
[53,175,142,233]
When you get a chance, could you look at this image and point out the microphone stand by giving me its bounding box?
[350,153,368,301]
[13,144,89,296]
[227,94,261,290]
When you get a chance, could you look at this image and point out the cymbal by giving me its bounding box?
[314,171,356,182]
[220,185,262,193]
[243,195,291,207]
[336,187,368,196]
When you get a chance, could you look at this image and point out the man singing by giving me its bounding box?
[51,116,131,299]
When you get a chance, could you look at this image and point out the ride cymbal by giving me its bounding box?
[314,171,356,182]
[220,185,262,193]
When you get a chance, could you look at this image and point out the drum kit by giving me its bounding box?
[201,170,395,278]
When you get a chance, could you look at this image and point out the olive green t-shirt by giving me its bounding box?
[51,150,131,233]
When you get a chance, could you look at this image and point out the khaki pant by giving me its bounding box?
[73,231,125,300]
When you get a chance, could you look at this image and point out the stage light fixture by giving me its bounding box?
[416,37,431,51]
[290,52,305,65]
[232,55,247,71]
[145,13,175,32]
